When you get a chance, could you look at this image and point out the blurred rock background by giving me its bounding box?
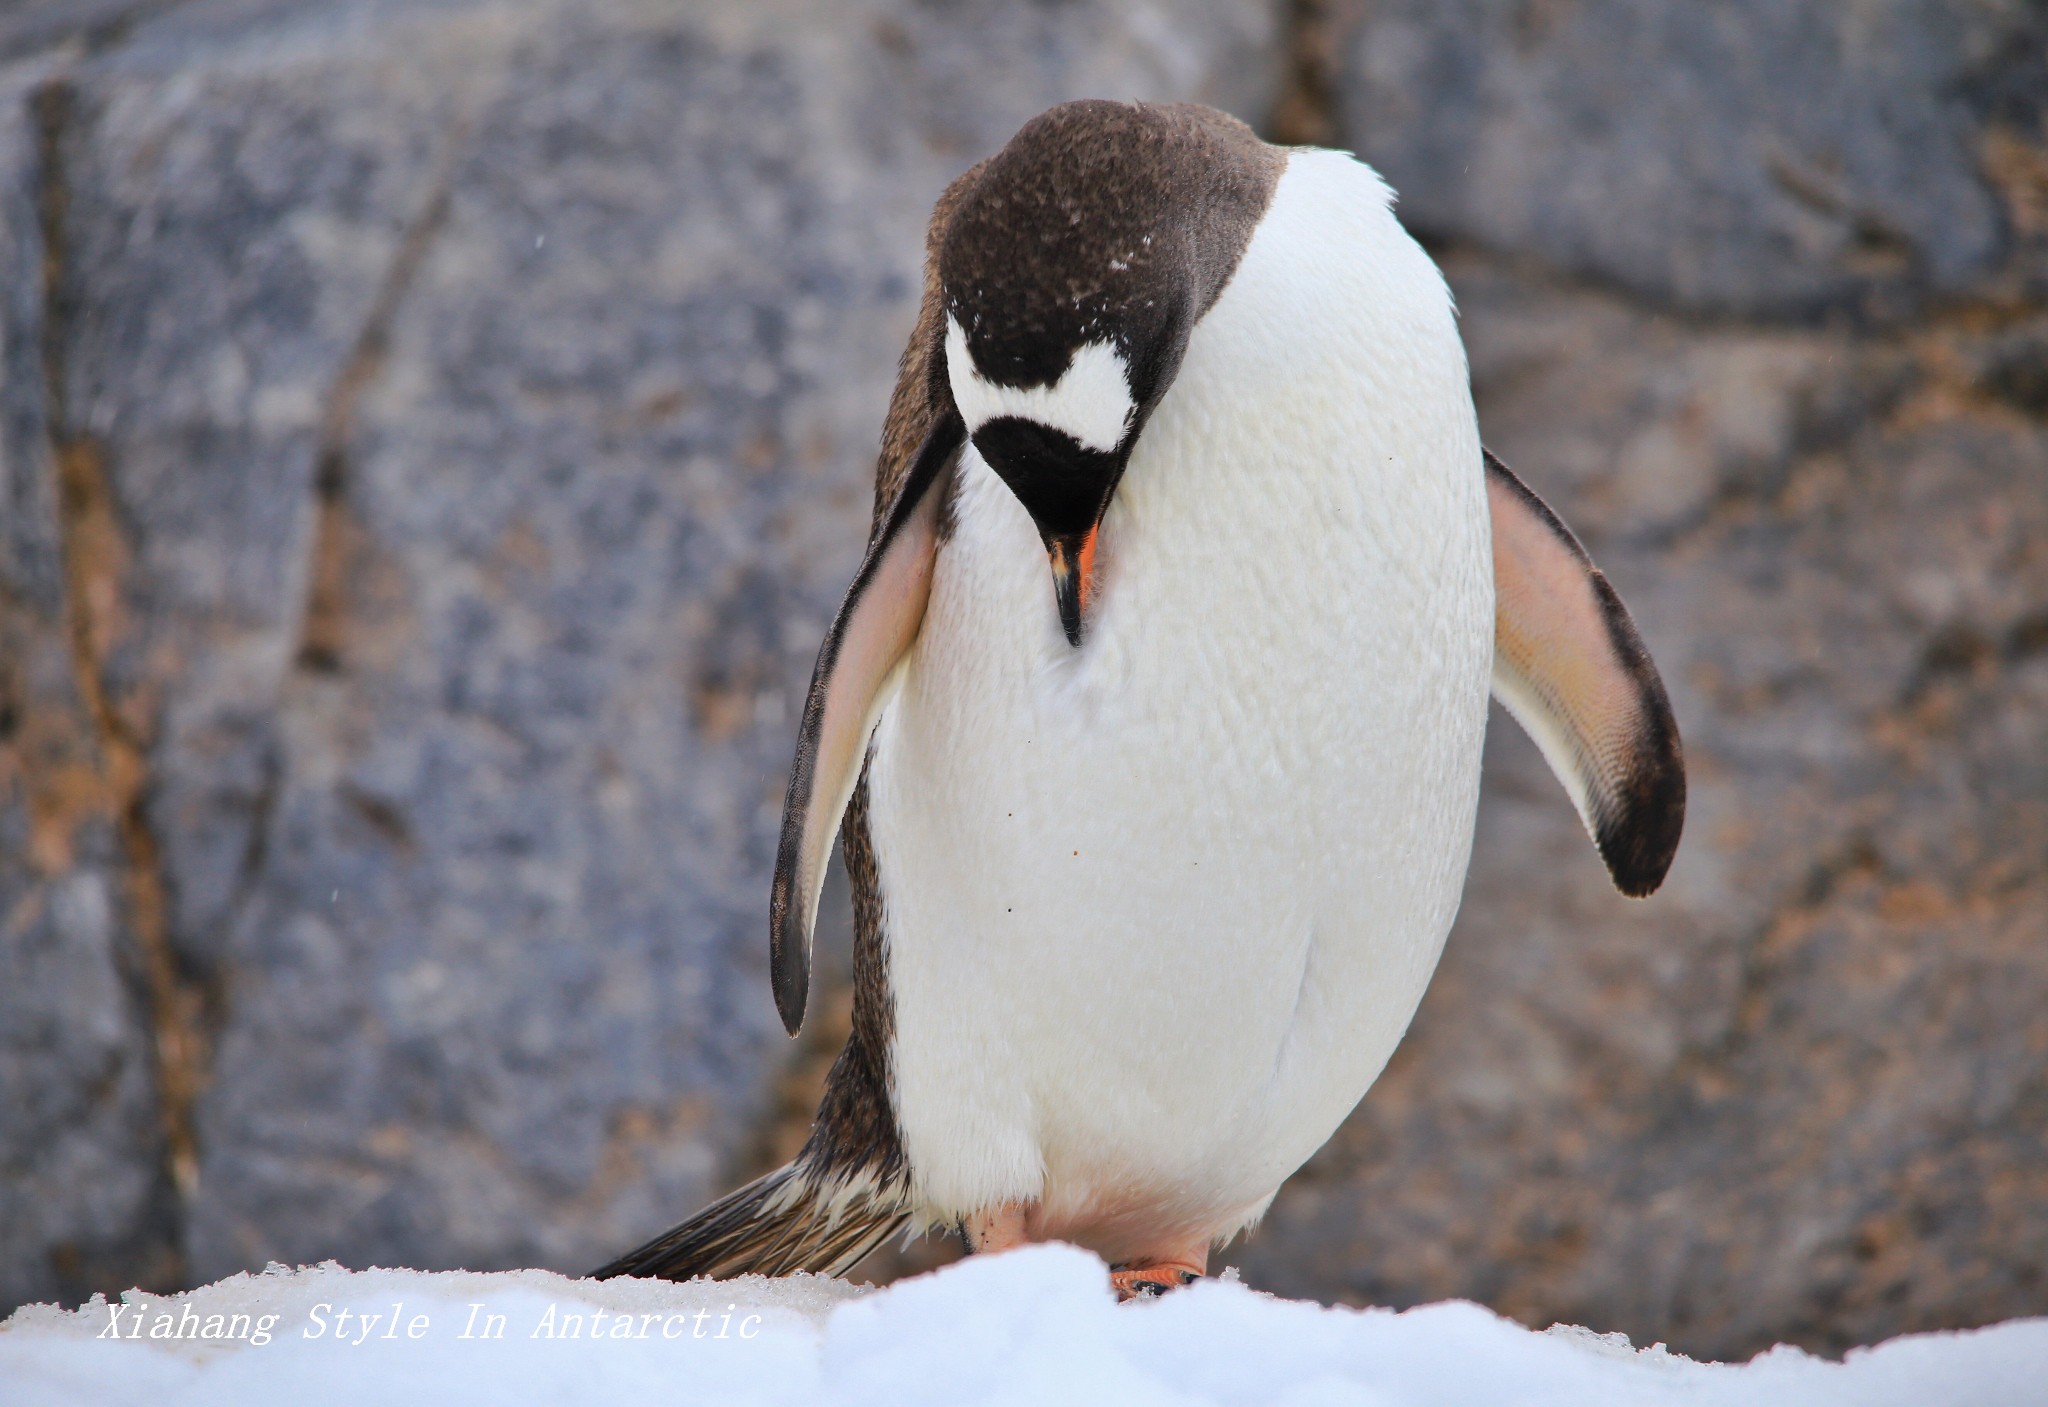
[0,0,2041,1361]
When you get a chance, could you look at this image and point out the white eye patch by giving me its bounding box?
[945,316,1135,454]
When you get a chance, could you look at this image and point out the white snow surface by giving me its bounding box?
[3,1243,2043,1406]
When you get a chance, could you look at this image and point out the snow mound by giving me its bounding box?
[4,1242,2042,1405]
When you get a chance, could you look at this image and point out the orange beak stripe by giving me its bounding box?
[1047,525,1102,648]
[1075,525,1100,617]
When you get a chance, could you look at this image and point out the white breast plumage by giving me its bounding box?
[864,150,1493,1259]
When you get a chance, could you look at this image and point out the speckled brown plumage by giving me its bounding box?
[940,101,1282,400]
[874,159,986,536]
[594,156,993,1283]
[772,157,1011,1211]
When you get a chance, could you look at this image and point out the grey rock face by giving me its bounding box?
[1333,0,2048,319]
[0,0,1280,1308]
[0,54,175,1315]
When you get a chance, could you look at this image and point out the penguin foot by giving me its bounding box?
[1108,1263,1203,1302]
[959,1203,1208,1302]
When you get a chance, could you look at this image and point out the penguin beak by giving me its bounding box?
[1046,525,1101,647]
[958,412,1127,648]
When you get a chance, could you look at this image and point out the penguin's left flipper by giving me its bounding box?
[768,412,965,1034]
[1486,450,1686,897]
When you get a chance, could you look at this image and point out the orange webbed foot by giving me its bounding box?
[1109,1261,1204,1302]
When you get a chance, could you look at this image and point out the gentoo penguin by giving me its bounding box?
[596,100,1683,1299]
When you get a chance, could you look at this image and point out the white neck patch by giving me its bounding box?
[945,315,1136,454]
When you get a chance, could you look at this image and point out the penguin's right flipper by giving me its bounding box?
[768,412,964,1034]
[1485,450,1686,897]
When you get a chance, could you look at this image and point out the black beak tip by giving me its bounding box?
[1053,575,1085,647]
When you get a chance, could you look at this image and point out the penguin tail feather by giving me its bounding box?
[590,1159,912,1282]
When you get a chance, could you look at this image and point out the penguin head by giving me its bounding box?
[936,100,1282,646]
